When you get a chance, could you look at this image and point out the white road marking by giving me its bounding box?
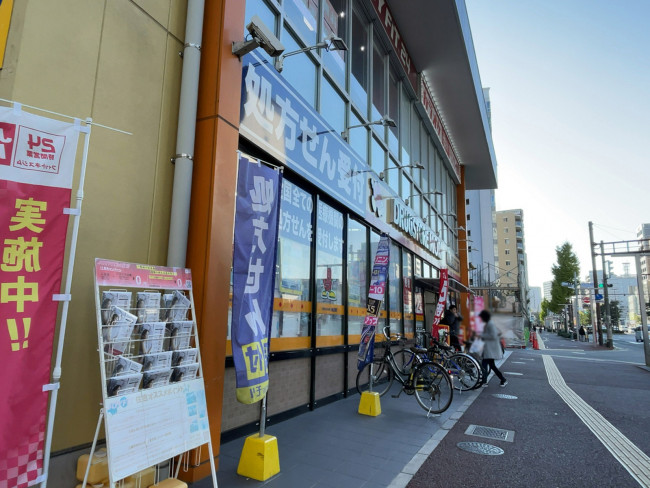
[543,355,650,487]
[544,354,641,366]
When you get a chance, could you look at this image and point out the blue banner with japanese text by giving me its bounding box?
[240,51,367,216]
[357,234,390,370]
[231,156,281,404]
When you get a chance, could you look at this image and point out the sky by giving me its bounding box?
[464,1,650,290]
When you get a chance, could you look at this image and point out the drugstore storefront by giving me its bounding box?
[185,0,497,480]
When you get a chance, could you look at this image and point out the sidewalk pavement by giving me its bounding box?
[191,353,512,488]
[192,332,650,487]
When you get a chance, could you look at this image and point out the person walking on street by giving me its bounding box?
[579,325,586,342]
[442,305,463,351]
[478,310,507,387]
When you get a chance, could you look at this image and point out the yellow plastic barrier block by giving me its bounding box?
[237,434,280,481]
[358,391,381,416]
[75,448,108,484]
[126,466,156,487]
[148,478,188,488]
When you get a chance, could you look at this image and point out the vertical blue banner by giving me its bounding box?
[232,156,282,404]
[357,234,390,370]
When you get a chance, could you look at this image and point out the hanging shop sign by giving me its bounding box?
[387,198,442,258]
[357,234,390,370]
[240,51,366,216]
[231,156,282,404]
[0,106,81,487]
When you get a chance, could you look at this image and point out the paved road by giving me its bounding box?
[406,332,650,488]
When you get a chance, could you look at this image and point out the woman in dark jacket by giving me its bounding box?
[479,310,507,387]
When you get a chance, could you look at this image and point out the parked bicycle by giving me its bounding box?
[394,331,482,391]
[356,327,453,414]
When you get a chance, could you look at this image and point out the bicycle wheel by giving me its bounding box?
[449,353,481,391]
[413,361,453,414]
[392,348,418,375]
[356,359,393,397]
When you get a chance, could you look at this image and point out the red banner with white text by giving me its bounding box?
[0,106,79,488]
[431,268,449,340]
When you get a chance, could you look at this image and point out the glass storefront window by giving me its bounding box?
[371,136,384,175]
[315,200,344,347]
[320,75,346,133]
[347,218,367,343]
[400,87,410,166]
[273,179,314,350]
[280,27,317,107]
[400,173,410,202]
[322,0,347,87]
[371,36,385,123]
[284,0,318,46]
[350,6,369,116]
[385,157,398,194]
[403,251,414,338]
[349,110,367,162]
[388,69,399,155]
[388,240,402,334]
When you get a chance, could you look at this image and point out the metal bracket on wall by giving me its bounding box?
[171,153,193,164]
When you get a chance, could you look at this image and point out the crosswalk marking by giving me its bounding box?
[543,355,650,487]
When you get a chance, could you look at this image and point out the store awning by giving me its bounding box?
[385,0,497,190]
[415,277,474,295]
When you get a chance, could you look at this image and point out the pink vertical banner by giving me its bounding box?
[473,296,485,334]
[0,106,79,488]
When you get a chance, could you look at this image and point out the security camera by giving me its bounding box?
[232,15,285,59]
[247,15,284,57]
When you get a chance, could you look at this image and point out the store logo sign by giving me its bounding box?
[388,199,441,258]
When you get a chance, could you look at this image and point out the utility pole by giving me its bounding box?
[601,241,613,348]
[589,221,603,346]
[573,273,580,342]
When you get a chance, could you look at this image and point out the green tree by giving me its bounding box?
[540,298,550,322]
[549,242,580,316]
[580,309,591,326]
[609,300,621,327]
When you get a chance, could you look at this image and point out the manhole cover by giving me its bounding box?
[493,393,518,400]
[465,424,515,442]
[504,372,523,375]
[457,442,504,455]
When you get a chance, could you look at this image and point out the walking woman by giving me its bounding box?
[479,310,508,387]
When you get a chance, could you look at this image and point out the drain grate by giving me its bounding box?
[465,424,515,442]
[493,393,518,400]
[457,441,504,455]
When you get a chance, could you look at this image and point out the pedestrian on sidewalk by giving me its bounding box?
[441,305,463,352]
[479,310,507,387]
[579,325,586,342]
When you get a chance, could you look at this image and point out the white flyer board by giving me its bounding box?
[104,378,210,481]
[93,259,217,485]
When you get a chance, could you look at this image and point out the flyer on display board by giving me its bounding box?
[93,259,215,483]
